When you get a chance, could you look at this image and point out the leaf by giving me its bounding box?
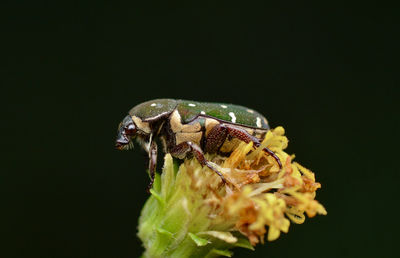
[152,172,162,192]
[188,233,209,247]
[206,249,233,257]
[161,154,175,199]
[156,227,173,238]
[198,231,237,243]
[149,189,165,206]
[234,238,255,250]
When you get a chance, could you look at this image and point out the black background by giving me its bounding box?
[2,3,398,258]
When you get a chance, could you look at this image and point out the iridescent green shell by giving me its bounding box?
[128,99,269,129]
[176,100,269,129]
[128,99,177,120]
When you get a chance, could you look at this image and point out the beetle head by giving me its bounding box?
[115,115,137,150]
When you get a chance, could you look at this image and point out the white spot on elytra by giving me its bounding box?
[188,103,196,107]
[221,105,227,108]
[247,109,254,114]
[200,111,206,115]
[150,103,157,107]
[229,112,236,123]
[256,117,262,128]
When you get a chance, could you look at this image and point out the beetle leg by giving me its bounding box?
[226,125,282,168]
[204,123,229,153]
[208,124,282,169]
[146,141,158,192]
[170,141,226,183]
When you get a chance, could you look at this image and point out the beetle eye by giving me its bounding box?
[124,123,136,136]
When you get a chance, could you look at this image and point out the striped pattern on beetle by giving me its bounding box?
[115,99,281,190]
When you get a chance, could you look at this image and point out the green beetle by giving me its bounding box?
[115,99,281,189]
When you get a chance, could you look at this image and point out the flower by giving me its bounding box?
[138,126,326,257]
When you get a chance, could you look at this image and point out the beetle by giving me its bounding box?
[115,99,281,189]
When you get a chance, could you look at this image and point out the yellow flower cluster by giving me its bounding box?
[138,126,327,257]
[182,126,327,246]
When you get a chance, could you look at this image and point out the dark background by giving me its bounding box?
[2,3,398,258]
